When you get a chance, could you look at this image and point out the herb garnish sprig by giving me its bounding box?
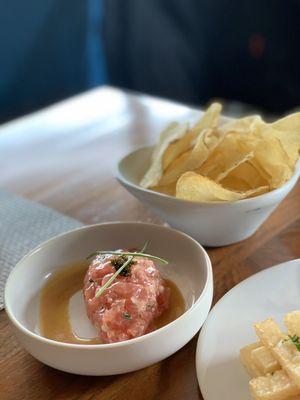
[95,255,135,298]
[87,251,168,265]
[111,255,135,276]
[87,242,169,298]
[289,334,300,351]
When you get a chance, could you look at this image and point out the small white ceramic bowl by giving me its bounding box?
[116,147,300,247]
[5,222,213,375]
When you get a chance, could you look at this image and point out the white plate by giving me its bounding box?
[117,147,300,246]
[196,258,300,400]
[5,222,213,375]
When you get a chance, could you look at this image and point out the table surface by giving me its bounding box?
[0,86,299,400]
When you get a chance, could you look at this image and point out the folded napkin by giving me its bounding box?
[0,189,83,309]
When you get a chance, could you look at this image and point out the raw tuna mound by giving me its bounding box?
[83,252,170,343]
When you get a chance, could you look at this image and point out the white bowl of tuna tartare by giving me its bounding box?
[5,222,213,375]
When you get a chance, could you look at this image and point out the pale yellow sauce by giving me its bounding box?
[39,261,185,345]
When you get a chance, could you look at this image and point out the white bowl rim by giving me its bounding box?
[5,221,213,350]
[116,146,300,206]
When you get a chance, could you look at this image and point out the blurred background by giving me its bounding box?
[1,0,300,123]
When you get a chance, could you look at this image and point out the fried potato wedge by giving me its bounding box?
[254,318,284,349]
[285,312,300,339]
[240,342,281,378]
[251,345,281,375]
[252,345,281,375]
[249,370,299,400]
[242,311,300,400]
[255,318,300,391]
[240,342,264,378]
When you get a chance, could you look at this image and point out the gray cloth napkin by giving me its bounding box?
[0,189,83,309]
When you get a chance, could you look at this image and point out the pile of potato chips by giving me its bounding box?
[140,103,300,202]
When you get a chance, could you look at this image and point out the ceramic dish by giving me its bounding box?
[5,222,213,375]
[196,258,300,400]
[116,147,300,247]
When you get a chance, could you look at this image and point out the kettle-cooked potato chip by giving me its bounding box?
[140,103,300,203]
[162,131,194,172]
[191,102,222,136]
[140,122,188,188]
[219,115,263,135]
[219,132,294,189]
[141,103,222,189]
[176,172,268,202]
[271,111,300,132]
[195,132,254,182]
[261,113,300,167]
[162,102,222,171]
[159,127,225,185]
[250,136,293,188]
[220,161,269,191]
[150,182,177,196]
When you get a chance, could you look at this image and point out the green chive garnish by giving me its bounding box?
[88,241,169,298]
[289,335,300,351]
[95,256,134,298]
[87,251,168,265]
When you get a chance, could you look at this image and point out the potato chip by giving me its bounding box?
[216,132,293,189]
[159,149,192,185]
[190,102,222,136]
[195,132,255,182]
[220,161,269,191]
[150,182,176,196]
[261,113,300,167]
[141,103,222,189]
[176,172,268,202]
[162,130,194,171]
[159,127,225,185]
[220,175,252,192]
[271,112,300,131]
[140,103,300,202]
[159,103,222,180]
[215,154,254,183]
[268,128,300,168]
[140,122,188,188]
[162,102,222,171]
[220,115,263,135]
[249,136,293,188]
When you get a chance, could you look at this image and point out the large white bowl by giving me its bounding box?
[5,222,213,375]
[116,147,300,246]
